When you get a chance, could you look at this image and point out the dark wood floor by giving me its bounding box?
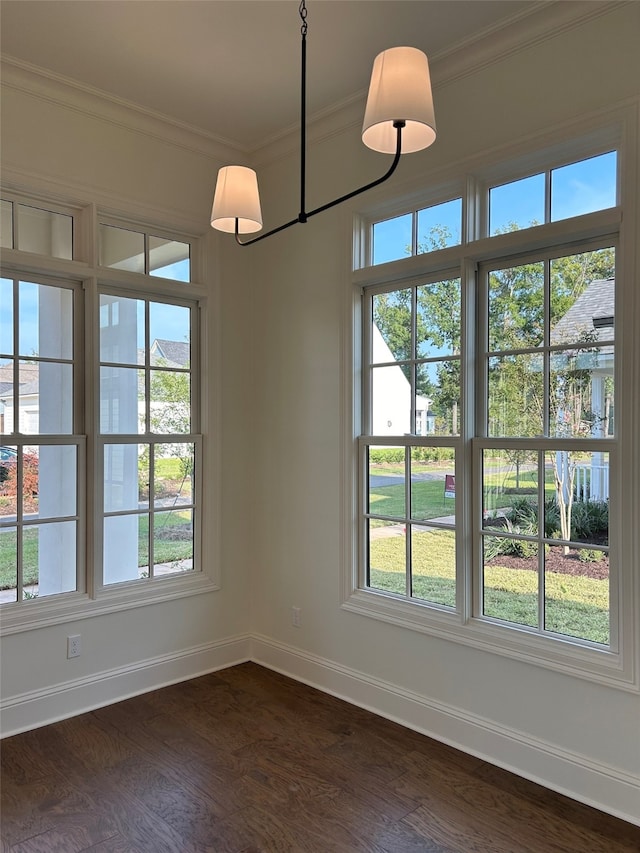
[1,663,638,852]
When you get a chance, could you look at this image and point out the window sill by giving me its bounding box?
[342,588,638,692]
[0,572,220,636]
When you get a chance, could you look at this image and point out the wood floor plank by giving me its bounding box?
[1,662,638,853]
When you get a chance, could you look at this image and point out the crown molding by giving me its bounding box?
[251,0,629,167]
[0,57,245,165]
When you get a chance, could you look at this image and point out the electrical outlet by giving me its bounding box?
[67,634,81,659]
[291,607,301,627]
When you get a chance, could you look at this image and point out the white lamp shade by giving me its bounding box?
[362,47,436,154]
[211,165,263,234]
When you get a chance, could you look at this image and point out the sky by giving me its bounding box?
[373,151,617,265]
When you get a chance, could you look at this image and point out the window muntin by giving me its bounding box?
[99,224,191,282]
[0,275,82,602]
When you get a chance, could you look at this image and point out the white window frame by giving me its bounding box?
[343,112,638,691]
[0,200,218,635]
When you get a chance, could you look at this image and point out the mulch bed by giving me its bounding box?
[487,549,609,580]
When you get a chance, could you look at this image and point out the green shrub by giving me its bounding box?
[578,548,605,563]
[368,448,405,464]
[571,500,608,541]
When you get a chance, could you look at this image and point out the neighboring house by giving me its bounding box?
[371,324,433,436]
[151,338,190,368]
[550,277,614,500]
[0,340,190,435]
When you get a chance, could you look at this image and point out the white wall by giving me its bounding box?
[1,0,638,827]
[246,3,640,825]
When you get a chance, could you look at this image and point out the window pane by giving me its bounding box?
[0,527,17,603]
[410,448,455,521]
[371,365,411,435]
[0,445,18,516]
[488,353,543,437]
[100,366,144,434]
[22,361,73,435]
[549,348,613,439]
[26,521,77,599]
[410,526,455,607]
[489,173,545,235]
[103,514,144,584]
[550,249,615,343]
[418,360,459,436]
[416,279,460,359]
[154,444,194,506]
[368,447,405,518]
[31,445,76,520]
[149,304,190,365]
[0,363,15,435]
[104,443,147,512]
[0,278,13,355]
[99,224,144,273]
[1,201,13,249]
[372,290,412,362]
[99,295,144,364]
[483,450,539,533]
[544,544,608,644]
[18,281,73,359]
[545,450,609,543]
[551,152,617,222]
[483,536,538,627]
[368,519,406,595]
[149,237,190,282]
[372,213,412,265]
[17,205,72,260]
[150,370,191,434]
[417,199,462,252]
[489,263,544,352]
[153,509,193,576]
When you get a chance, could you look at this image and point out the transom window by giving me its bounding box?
[1,199,73,260]
[99,223,190,281]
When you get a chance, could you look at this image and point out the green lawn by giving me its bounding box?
[0,510,193,591]
[369,529,608,644]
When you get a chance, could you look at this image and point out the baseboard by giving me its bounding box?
[0,633,252,738]
[251,634,640,828]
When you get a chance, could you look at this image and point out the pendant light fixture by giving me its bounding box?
[210,0,436,246]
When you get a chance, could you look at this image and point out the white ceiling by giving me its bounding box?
[1,0,539,152]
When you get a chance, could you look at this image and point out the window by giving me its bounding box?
[372,197,462,265]
[0,197,206,619]
[99,293,198,586]
[0,276,82,601]
[480,246,614,645]
[99,223,190,281]
[352,134,632,683]
[1,199,73,259]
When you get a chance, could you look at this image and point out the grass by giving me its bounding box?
[368,528,609,644]
[0,510,193,590]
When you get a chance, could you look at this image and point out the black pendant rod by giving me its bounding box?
[235,2,404,247]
